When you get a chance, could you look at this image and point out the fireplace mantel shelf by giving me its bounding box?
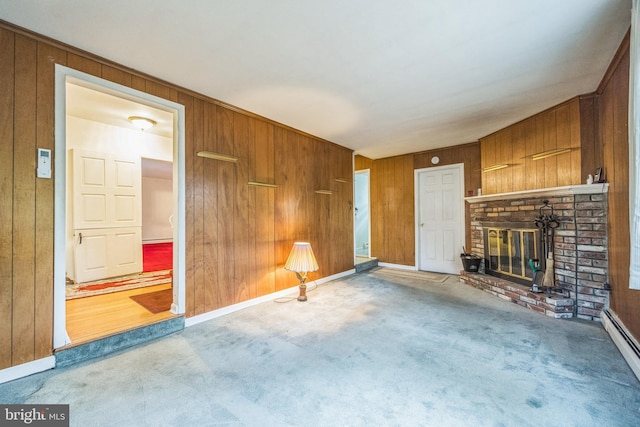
[465,183,609,204]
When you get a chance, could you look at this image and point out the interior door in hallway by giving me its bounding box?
[416,164,464,274]
[72,148,142,283]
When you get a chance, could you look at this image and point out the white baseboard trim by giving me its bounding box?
[378,262,417,271]
[317,269,355,283]
[185,269,355,327]
[601,309,640,382]
[0,356,55,385]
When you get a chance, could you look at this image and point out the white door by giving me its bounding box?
[416,165,464,274]
[72,149,142,283]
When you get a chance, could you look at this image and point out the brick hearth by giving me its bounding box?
[464,184,610,321]
[459,271,574,318]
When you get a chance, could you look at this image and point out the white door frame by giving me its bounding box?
[354,169,371,260]
[414,163,465,272]
[54,65,186,349]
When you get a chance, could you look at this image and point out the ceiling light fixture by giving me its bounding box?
[128,116,157,131]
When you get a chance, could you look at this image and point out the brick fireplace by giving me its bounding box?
[461,184,609,321]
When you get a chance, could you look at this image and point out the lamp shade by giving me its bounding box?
[284,242,319,273]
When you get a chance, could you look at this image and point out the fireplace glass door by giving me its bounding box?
[485,228,538,281]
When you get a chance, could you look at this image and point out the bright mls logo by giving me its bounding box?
[0,405,69,426]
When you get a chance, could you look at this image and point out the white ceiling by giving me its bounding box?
[66,83,174,138]
[0,0,631,159]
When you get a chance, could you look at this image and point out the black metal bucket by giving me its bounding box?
[460,254,482,272]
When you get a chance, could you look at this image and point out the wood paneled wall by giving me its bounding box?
[369,155,415,266]
[413,143,482,196]
[357,154,412,265]
[355,142,481,266]
[1,29,63,368]
[0,22,353,370]
[480,97,583,194]
[597,33,640,338]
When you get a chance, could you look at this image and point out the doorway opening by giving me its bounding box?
[354,169,372,265]
[54,66,186,349]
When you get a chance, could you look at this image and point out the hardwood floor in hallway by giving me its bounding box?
[65,283,176,346]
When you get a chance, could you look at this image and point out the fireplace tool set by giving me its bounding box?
[530,200,559,294]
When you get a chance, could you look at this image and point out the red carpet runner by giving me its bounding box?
[143,242,173,272]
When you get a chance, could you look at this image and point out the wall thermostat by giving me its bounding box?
[37,148,52,179]
[431,156,440,165]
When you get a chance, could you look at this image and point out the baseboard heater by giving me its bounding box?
[601,308,640,381]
